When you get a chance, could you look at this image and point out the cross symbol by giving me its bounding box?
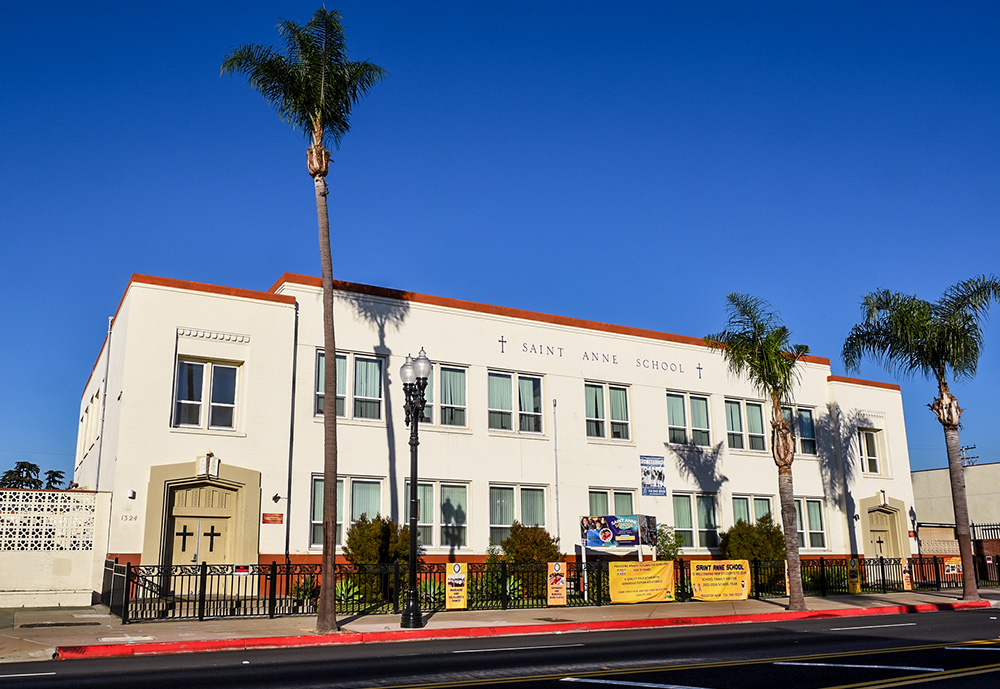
[875,536,885,553]
[498,336,507,354]
[696,363,703,379]
[204,525,222,553]
[175,525,194,552]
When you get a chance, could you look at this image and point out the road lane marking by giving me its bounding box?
[946,646,1000,651]
[562,679,711,689]
[828,622,917,631]
[775,661,943,672]
[453,643,584,653]
[0,672,57,679]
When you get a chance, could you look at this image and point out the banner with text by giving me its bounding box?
[691,560,750,601]
[609,561,675,603]
[446,563,468,609]
[640,455,666,496]
[547,562,567,606]
[581,515,657,548]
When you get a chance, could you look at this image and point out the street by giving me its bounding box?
[1,609,998,688]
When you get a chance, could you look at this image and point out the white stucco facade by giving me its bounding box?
[75,273,917,565]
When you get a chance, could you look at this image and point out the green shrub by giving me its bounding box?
[290,573,320,603]
[655,525,686,561]
[719,513,785,561]
[342,514,415,565]
[499,521,563,563]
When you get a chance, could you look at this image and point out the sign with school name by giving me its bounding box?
[609,561,675,604]
[691,560,750,601]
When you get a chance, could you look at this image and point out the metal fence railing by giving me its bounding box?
[101,554,1000,623]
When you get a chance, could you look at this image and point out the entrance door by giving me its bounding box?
[167,482,237,566]
[867,509,901,558]
[171,517,230,565]
[870,529,891,557]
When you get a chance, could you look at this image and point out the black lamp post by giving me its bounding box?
[400,347,431,629]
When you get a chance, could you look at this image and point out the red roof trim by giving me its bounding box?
[270,273,831,363]
[827,375,901,392]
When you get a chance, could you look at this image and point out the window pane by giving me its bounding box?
[609,387,628,422]
[614,491,633,515]
[754,498,772,521]
[747,403,765,451]
[667,394,686,427]
[689,397,708,429]
[521,487,545,526]
[733,497,750,524]
[589,490,609,516]
[489,485,514,544]
[697,495,717,529]
[177,362,204,402]
[354,358,382,419]
[211,366,237,404]
[725,400,744,449]
[351,480,380,521]
[799,409,816,454]
[441,368,466,406]
[209,405,234,428]
[488,373,513,430]
[585,384,605,438]
[673,495,692,528]
[441,484,467,547]
[518,377,543,432]
[807,500,823,530]
[418,483,434,523]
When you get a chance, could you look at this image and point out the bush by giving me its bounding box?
[655,525,685,561]
[499,521,563,563]
[719,513,785,561]
[342,514,415,565]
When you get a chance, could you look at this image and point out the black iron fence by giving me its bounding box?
[102,555,1000,623]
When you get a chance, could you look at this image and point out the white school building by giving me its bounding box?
[74,273,917,567]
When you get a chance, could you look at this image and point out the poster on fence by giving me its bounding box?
[691,560,750,601]
[848,558,861,594]
[446,562,467,609]
[609,561,674,603]
[580,514,657,548]
[944,557,963,575]
[547,562,567,606]
[902,560,913,590]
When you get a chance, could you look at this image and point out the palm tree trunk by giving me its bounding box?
[933,380,980,601]
[310,144,341,633]
[773,401,806,611]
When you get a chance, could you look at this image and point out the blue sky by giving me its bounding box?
[2,1,999,479]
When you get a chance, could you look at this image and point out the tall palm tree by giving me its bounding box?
[705,293,810,611]
[843,275,1000,602]
[222,8,385,633]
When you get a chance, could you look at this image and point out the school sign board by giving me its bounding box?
[581,515,657,548]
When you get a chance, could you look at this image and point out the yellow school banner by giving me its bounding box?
[691,560,750,601]
[609,561,675,603]
[847,557,861,594]
[446,562,467,609]
[547,562,567,606]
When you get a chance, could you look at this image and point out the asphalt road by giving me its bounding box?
[1,609,998,688]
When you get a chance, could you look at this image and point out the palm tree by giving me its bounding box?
[843,275,1000,602]
[222,8,385,633]
[705,293,810,611]
[0,461,43,489]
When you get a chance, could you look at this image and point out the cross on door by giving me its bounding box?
[204,525,221,553]
[175,525,194,552]
[875,535,885,554]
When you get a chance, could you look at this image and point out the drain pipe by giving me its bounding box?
[553,398,560,544]
[94,316,113,491]
[283,302,300,567]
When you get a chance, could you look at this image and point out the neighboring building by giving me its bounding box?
[75,273,917,567]
[911,462,1000,556]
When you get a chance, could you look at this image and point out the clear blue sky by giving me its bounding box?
[2,2,999,479]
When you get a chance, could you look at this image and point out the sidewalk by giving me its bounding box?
[2,588,997,663]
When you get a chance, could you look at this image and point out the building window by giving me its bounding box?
[672,493,719,549]
[173,360,239,430]
[404,481,469,548]
[666,392,710,446]
[316,351,383,421]
[439,367,467,427]
[795,498,826,549]
[782,406,817,455]
[585,383,630,440]
[488,372,543,433]
[489,485,546,544]
[859,429,881,474]
[733,495,772,524]
[310,476,345,547]
[724,399,767,452]
[589,489,634,515]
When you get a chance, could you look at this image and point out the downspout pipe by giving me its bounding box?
[94,316,113,491]
[284,302,300,567]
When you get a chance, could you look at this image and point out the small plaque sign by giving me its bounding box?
[262,513,284,524]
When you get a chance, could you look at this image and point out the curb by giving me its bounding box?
[54,600,994,660]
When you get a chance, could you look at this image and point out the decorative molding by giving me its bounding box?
[177,327,250,344]
[0,491,97,551]
[858,409,886,419]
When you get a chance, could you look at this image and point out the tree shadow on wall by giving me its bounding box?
[667,441,729,496]
[816,402,872,556]
[342,289,410,522]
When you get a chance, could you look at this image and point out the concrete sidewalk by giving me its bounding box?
[2,588,997,663]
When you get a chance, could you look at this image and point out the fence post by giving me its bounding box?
[751,559,760,599]
[197,561,208,621]
[933,555,941,591]
[393,561,401,615]
[501,561,509,610]
[268,561,277,619]
[878,557,887,594]
[122,563,133,625]
[596,562,604,606]
[820,557,826,597]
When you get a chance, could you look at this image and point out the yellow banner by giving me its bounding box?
[609,561,674,603]
[445,562,467,609]
[847,557,861,594]
[547,562,567,606]
[691,560,750,601]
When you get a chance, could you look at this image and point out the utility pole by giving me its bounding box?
[960,444,979,467]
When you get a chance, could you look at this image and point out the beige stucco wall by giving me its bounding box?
[912,463,1000,525]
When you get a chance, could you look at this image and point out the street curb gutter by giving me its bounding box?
[54,600,995,660]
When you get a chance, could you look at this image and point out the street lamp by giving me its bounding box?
[400,347,431,628]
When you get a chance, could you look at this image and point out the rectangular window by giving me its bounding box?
[697,495,719,548]
[860,429,880,474]
[725,400,744,449]
[310,477,345,547]
[673,494,694,548]
[403,481,468,549]
[440,484,468,547]
[405,481,435,546]
[586,383,630,440]
[795,498,827,549]
[733,495,772,524]
[350,479,381,522]
[783,405,817,456]
[489,484,546,544]
[725,399,767,452]
[746,403,766,451]
[316,351,379,420]
[439,367,467,427]
[588,489,634,516]
[673,493,718,549]
[667,392,710,446]
[489,371,543,433]
[173,360,238,430]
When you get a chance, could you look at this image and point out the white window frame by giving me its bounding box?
[732,495,773,525]
[795,498,827,550]
[666,391,711,446]
[403,480,470,549]
[588,488,635,515]
[859,429,881,474]
[309,476,345,548]
[438,366,468,428]
[487,371,544,434]
[172,359,240,430]
[724,399,768,453]
[315,350,384,422]
[782,405,818,456]
[585,382,631,441]
[489,484,547,544]
[672,492,719,550]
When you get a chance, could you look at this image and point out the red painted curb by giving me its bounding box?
[53,600,993,660]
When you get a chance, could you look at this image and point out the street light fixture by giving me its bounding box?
[400,347,431,628]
